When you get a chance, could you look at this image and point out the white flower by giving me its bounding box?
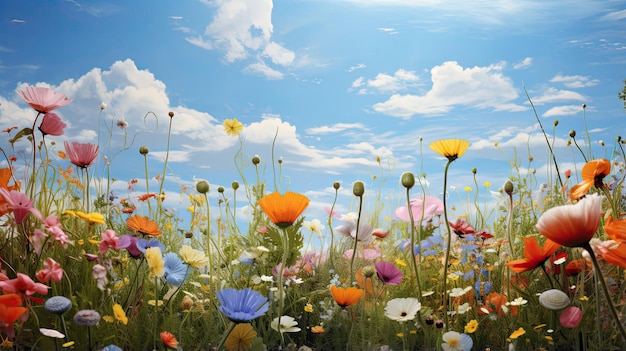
[304,218,324,234]
[271,315,300,333]
[384,298,421,322]
[261,275,274,282]
[509,297,528,306]
[39,328,65,338]
[441,331,473,351]
[449,286,472,297]
[538,289,570,310]
[100,102,107,110]
[339,212,358,222]
[116,117,128,129]
[457,302,471,315]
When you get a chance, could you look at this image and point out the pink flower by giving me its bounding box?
[17,86,72,113]
[374,261,403,285]
[536,193,603,247]
[560,306,583,328]
[0,189,35,224]
[92,264,108,291]
[31,229,48,254]
[38,112,67,136]
[336,221,374,243]
[64,141,99,168]
[35,258,63,283]
[99,229,119,254]
[394,195,444,223]
[342,248,381,260]
[0,273,48,296]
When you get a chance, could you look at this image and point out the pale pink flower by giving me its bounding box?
[394,195,444,223]
[99,229,119,254]
[342,248,381,260]
[17,86,72,113]
[92,264,108,291]
[560,306,583,328]
[0,273,48,296]
[39,214,72,248]
[0,189,35,224]
[64,141,99,168]
[36,258,63,283]
[38,112,67,136]
[31,229,48,254]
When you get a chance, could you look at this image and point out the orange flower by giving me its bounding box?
[565,259,592,276]
[160,331,178,349]
[569,158,611,201]
[478,292,513,317]
[330,285,363,308]
[138,193,156,201]
[0,168,20,216]
[355,267,375,298]
[597,240,626,269]
[257,192,309,228]
[0,293,27,339]
[506,236,561,273]
[605,215,626,242]
[126,215,161,236]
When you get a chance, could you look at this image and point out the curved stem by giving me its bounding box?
[583,242,626,343]
[441,160,453,329]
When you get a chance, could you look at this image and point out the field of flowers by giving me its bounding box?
[0,85,625,351]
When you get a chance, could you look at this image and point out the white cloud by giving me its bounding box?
[378,27,397,34]
[351,69,419,94]
[530,87,587,104]
[371,61,525,118]
[549,74,599,88]
[542,105,584,117]
[347,63,366,72]
[513,57,532,69]
[602,9,626,21]
[306,123,369,135]
[244,61,284,80]
[262,42,295,66]
[185,36,213,50]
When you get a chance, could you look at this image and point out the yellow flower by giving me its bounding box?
[223,118,243,137]
[112,304,128,325]
[509,327,526,339]
[311,325,324,334]
[304,303,314,313]
[145,247,165,277]
[394,259,407,267]
[179,245,209,268]
[73,211,105,225]
[429,138,470,161]
[464,319,478,333]
[483,181,491,187]
[224,323,256,351]
[463,186,472,192]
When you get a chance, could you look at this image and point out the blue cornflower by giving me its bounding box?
[216,288,269,323]
[163,252,189,286]
[136,238,165,254]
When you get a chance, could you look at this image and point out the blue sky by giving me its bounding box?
[0,0,625,229]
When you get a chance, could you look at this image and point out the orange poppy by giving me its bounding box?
[569,158,611,201]
[160,331,178,349]
[127,215,161,236]
[257,192,309,228]
[506,236,561,273]
[605,215,626,242]
[355,268,375,298]
[330,285,363,308]
[138,193,156,201]
[477,292,513,317]
[565,259,592,276]
[0,168,20,217]
[597,241,626,269]
[0,293,27,338]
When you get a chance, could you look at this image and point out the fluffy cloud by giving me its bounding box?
[306,123,369,135]
[513,57,532,69]
[370,61,525,118]
[530,87,587,104]
[550,74,599,88]
[543,105,584,117]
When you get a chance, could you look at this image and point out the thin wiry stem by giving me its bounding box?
[441,159,453,329]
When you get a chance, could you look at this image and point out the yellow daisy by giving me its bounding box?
[223,118,243,137]
[429,138,470,161]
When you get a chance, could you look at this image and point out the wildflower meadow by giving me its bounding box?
[0,84,625,351]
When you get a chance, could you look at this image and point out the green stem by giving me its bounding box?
[215,322,236,351]
[441,159,453,329]
[349,195,364,283]
[406,187,422,299]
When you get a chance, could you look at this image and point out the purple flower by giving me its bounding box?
[216,288,269,323]
[394,195,443,223]
[375,261,403,285]
[118,235,141,258]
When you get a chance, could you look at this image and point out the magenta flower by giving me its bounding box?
[64,141,99,168]
[374,261,403,285]
[0,189,35,224]
[0,273,49,296]
[17,86,72,113]
[39,112,67,136]
[394,195,444,223]
[560,306,583,328]
[35,258,63,283]
[99,229,119,254]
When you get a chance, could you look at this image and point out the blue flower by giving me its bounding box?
[216,288,269,323]
[44,296,72,315]
[136,238,164,254]
[163,252,188,286]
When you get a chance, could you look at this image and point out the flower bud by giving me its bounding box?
[100,102,107,110]
[569,130,576,138]
[168,111,174,118]
[362,266,376,278]
[184,231,193,239]
[400,172,415,189]
[435,319,444,329]
[599,140,605,146]
[278,157,283,164]
[333,181,341,190]
[217,186,225,193]
[553,120,558,127]
[196,180,209,194]
[232,181,239,191]
[353,181,365,197]
[425,316,434,325]
[252,155,261,165]
[582,103,586,109]
[528,155,533,162]
[504,180,514,195]
[139,146,149,155]
[472,168,477,174]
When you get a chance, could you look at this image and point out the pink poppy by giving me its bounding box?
[0,273,48,296]
[374,261,403,285]
[35,258,63,283]
[17,86,72,113]
[31,229,48,254]
[99,229,119,254]
[536,193,603,247]
[0,189,35,224]
[336,222,374,242]
[64,141,99,168]
[560,306,583,328]
[38,112,67,136]
[394,195,443,223]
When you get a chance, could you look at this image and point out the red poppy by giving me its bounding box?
[569,158,611,201]
[126,215,161,236]
[160,331,178,349]
[565,259,591,276]
[330,285,363,308]
[506,236,561,273]
[257,192,309,228]
[0,293,27,339]
[138,193,156,201]
[448,218,476,238]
